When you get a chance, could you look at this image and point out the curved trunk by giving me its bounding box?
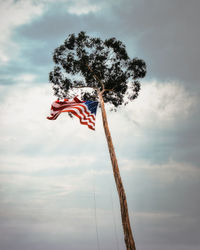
[98,91,136,250]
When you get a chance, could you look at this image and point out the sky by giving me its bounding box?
[0,0,200,250]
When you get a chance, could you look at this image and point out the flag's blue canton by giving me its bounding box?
[85,101,98,115]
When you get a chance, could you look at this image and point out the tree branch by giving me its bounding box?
[85,65,118,94]
[86,64,105,90]
[73,86,98,90]
[104,88,113,92]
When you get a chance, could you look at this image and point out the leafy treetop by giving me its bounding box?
[49,31,146,108]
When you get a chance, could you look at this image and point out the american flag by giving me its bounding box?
[47,97,98,130]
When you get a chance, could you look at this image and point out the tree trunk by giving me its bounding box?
[98,91,136,250]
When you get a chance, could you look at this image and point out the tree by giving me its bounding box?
[49,31,147,250]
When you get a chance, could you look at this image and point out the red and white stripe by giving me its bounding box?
[47,97,96,130]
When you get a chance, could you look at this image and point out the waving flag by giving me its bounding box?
[47,97,98,130]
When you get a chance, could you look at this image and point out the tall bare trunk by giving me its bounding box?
[98,91,136,250]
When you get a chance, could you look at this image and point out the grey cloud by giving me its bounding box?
[12,1,140,74]
[124,165,200,216]
[1,1,200,250]
[13,0,200,89]
[0,58,51,86]
[134,214,200,250]
[0,191,125,250]
[123,164,200,249]
[110,0,200,86]
[171,106,200,166]
[1,159,200,250]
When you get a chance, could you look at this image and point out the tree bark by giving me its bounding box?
[98,91,136,250]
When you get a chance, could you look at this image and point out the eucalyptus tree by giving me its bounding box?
[49,31,146,250]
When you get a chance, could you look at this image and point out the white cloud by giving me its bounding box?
[0,81,101,155]
[124,80,196,128]
[0,0,44,64]
[0,81,199,250]
[0,81,110,202]
[0,80,198,207]
[67,0,101,15]
[0,154,95,173]
[135,211,180,218]
[15,73,36,83]
[0,79,197,167]
[121,158,200,184]
[0,155,110,207]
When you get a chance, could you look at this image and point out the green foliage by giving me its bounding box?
[49,31,146,107]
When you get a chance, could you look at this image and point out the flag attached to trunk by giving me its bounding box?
[47,97,98,130]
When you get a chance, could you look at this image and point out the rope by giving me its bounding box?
[110,184,120,250]
[92,170,101,250]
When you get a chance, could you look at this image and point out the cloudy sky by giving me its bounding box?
[0,0,200,249]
